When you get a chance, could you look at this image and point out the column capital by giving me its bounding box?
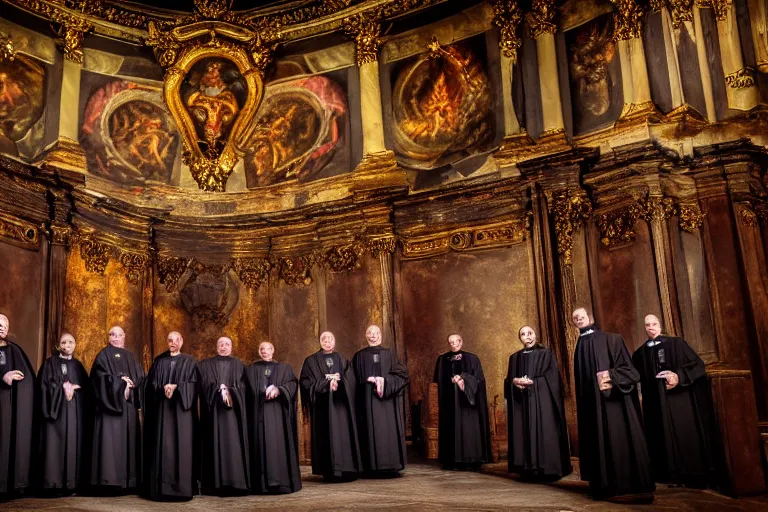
[55,17,91,64]
[493,0,524,62]
[527,0,557,39]
[610,0,646,40]
[342,13,382,67]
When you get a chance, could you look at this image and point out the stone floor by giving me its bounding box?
[3,463,767,512]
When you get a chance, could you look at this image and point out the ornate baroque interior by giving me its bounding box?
[0,0,767,495]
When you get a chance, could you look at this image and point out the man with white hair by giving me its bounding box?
[143,331,198,501]
[197,336,249,495]
[0,313,35,499]
[245,341,302,493]
[90,325,144,493]
[299,331,361,480]
[632,314,720,488]
[571,308,654,502]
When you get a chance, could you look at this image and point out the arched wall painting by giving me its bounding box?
[389,39,494,171]
[565,13,624,135]
[244,73,350,189]
[80,80,181,186]
[0,54,46,159]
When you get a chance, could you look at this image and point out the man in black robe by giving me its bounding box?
[505,325,571,480]
[433,333,491,470]
[299,331,361,480]
[90,325,144,493]
[39,332,92,495]
[143,331,198,501]
[197,336,249,495]
[245,341,302,493]
[632,314,720,488]
[572,308,654,502]
[352,324,409,476]
[0,313,35,500]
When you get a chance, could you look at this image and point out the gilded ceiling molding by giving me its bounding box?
[595,200,644,248]
[676,201,706,232]
[724,68,757,89]
[157,256,191,291]
[527,0,557,39]
[47,222,72,247]
[69,229,152,282]
[342,11,382,66]
[0,213,40,250]
[610,0,646,41]
[0,30,15,62]
[231,257,271,290]
[56,20,91,64]
[399,217,530,260]
[492,0,523,62]
[71,233,112,274]
[545,189,593,265]
[272,254,315,286]
[118,250,151,285]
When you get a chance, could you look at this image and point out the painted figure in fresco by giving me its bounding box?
[183,59,247,154]
[244,341,302,494]
[632,314,721,489]
[90,325,144,493]
[299,331,361,481]
[197,336,250,495]
[142,331,198,501]
[568,20,616,117]
[110,102,176,172]
[0,56,45,157]
[352,325,409,476]
[39,332,92,495]
[505,326,571,480]
[0,313,36,499]
[571,308,654,502]
[432,333,491,470]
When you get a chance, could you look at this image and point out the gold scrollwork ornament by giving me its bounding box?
[493,0,524,61]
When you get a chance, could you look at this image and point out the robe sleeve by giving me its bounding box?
[607,337,640,395]
[278,365,299,406]
[91,354,126,414]
[382,354,409,399]
[176,360,198,411]
[504,355,512,401]
[460,355,485,407]
[40,359,64,421]
[432,357,441,384]
[299,358,330,410]
[673,338,706,387]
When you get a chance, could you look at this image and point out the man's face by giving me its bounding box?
[217,337,232,356]
[167,333,183,354]
[519,326,537,349]
[58,334,76,356]
[259,342,274,361]
[572,309,591,329]
[448,335,463,353]
[108,327,125,348]
[645,315,662,339]
[366,325,382,346]
[320,332,336,353]
[0,315,8,339]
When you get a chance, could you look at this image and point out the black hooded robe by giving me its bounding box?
[89,344,144,491]
[197,355,250,495]
[299,350,361,479]
[352,346,409,474]
[245,360,302,494]
[632,336,720,488]
[433,350,491,469]
[39,354,92,493]
[0,341,36,498]
[574,327,654,499]
[143,352,198,500]
[505,345,571,479]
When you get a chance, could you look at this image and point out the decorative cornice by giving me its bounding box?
[492,0,523,62]
[342,11,382,66]
[527,0,557,38]
[72,233,112,274]
[47,222,72,246]
[545,189,592,265]
[118,250,151,285]
[157,256,190,291]
[0,213,40,250]
[725,67,756,89]
[610,0,645,41]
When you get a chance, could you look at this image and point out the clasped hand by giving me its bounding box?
[367,376,385,398]
[121,376,135,401]
[451,374,465,392]
[163,383,177,399]
[220,385,232,407]
[265,384,280,400]
[2,370,24,386]
[512,375,534,390]
[655,370,679,390]
[325,373,341,392]
[62,381,81,401]
[596,370,612,391]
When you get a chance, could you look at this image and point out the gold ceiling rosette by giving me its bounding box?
[146,0,275,192]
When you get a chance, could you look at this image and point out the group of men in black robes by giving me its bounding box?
[299,325,409,481]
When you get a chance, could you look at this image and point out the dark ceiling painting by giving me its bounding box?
[390,39,494,170]
[0,54,46,158]
[80,80,180,186]
[244,74,350,188]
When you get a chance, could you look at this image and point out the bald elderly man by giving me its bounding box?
[0,314,35,499]
[245,342,302,494]
[143,331,198,501]
[632,314,720,489]
[197,337,250,495]
[300,331,361,481]
[90,325,144,493]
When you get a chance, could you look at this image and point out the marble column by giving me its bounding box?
[714,2,760,110]
[611,0,655,119]
[528,0,565,140]
[43,191,71,359]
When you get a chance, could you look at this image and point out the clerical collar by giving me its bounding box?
[646,337,663,347]
[579,326,595,337]
[58,353,73,360]
[522,349,533,353]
